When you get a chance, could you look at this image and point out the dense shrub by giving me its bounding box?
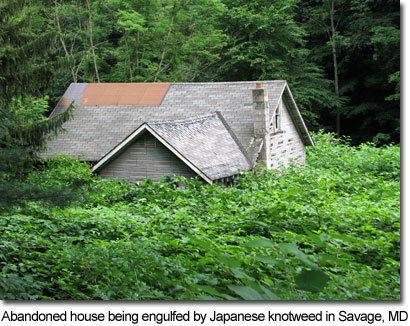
[0,133,400,300]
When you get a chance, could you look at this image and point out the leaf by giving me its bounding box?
[196,294,219,300]
[252,221,268,227]
[188,236,215,251]
[227,285,264,300]
[230,268,251,277]
[303,227,326,248]
[218,293,239,300]
[230,268,256,283]
[295,270,329,293]
[317,254,350,268]
[328,233,359,244]
[253,255,282,265]
[258,285,281,300]
[277,243,318,269]
[277,243,299,254]
[215,254,241,268]
[243,238,275,248]
[196,285,224,298]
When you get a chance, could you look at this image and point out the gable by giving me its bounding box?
[269,99,306,169]
[280,84,314,147]
[266,83,314,148]
[93,112,251,183]
[98,131,197,182]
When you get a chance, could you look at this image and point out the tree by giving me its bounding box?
[0,1,76,209]
[2,0,398,145]
[47,0,227,84]
[215,0,340,129]
[53,0,91,84]
[0,0,54,101]
[105,0,227,82]
[298,0,400,143]
[299,0,345,136]
[0,101,76,210]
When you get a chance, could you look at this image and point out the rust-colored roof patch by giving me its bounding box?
[80,83,170,106]
[56,97,72,106]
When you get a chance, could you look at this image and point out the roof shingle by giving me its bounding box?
[147,112,251,180]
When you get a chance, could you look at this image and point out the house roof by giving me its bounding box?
[92,112,251,183]
[43,80,313,166]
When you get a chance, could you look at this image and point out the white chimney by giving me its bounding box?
[253,82,270,167]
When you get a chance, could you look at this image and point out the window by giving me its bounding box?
[273,99,283,133]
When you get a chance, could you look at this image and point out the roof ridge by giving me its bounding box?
[67,80,287,86]
[214,111,252,166]
[171,80,286,85]
[147,112,217,125]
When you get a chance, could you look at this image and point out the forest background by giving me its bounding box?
[1,0,400,145]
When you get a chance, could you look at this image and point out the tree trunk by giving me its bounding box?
[86,0,100,83]
[153,6,176,82]
[123,31,133,81]
[329,0,340,137]
[54,1,77,82]
[136,30,140,68]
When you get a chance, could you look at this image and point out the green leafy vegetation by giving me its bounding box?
[0,1,76,209]
[0,133,400,300]
[296,0,399,143]
[0,96,75,210]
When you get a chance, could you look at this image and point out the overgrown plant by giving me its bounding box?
[0,132,400,300]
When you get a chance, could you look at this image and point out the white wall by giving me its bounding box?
[268,99,306,169]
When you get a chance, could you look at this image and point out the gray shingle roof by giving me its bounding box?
[93,112,251,182]
[148,112,251,180]
[42,81,313,166]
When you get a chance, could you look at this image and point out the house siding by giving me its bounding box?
[98,132,197,182]
[269,99,306,169]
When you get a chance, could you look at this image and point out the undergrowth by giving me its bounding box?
[0,132,400,300]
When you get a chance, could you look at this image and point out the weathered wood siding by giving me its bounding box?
[98,132,197,182]
[269,99,306,169]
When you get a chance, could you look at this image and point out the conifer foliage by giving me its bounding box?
[0,1,75,208]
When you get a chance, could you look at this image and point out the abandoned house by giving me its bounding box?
[42,81,314,184]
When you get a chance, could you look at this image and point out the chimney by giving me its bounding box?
[253,82,270,167]
[253,82,269,137]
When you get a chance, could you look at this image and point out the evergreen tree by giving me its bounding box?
[0,0,76,209]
